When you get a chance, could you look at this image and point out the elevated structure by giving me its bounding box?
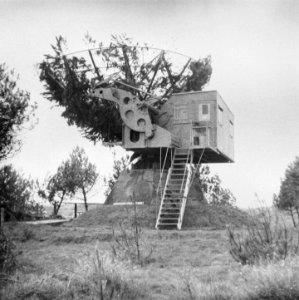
[91,86,234,229]
[83,47,234,230]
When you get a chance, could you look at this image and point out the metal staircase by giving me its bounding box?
[156,148,193,230]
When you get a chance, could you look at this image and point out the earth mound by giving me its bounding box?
[70,203,250,229]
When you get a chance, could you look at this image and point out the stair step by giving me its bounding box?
[162,206,181,209]
[168,179,187,182]
[164,192,182,196]
[158,222,177,226]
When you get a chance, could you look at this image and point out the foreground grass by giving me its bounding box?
[1,220,299,299]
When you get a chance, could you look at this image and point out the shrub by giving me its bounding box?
[0,228,17,277]
[227,207,299,265]
[21,226,36,242]
[110,199,155,266]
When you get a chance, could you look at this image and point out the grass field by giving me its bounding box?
[1,205,299,299]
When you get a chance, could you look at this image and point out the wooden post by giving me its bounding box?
[74,203,77,218]
[54,203,57,216]
[0,207,4,228]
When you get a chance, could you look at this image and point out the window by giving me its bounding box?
[192,127,209,147]
[130,130,140,143]
[218,106,223,125]
[199,104,210,121]
[174,104,189,123]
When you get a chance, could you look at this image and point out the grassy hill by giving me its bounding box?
[2,206,299,299]
[70,203,250,229]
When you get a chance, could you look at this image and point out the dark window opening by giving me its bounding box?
[130,130,140,143]
[193,136,199,146]
[202,105,209,115]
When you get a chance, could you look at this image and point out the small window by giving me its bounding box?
[192,127,209,146]
[218,106,223,125]
[202,105,209,115]
[130,130,140,143]
[199,104,210,121]
[174,104,188,123]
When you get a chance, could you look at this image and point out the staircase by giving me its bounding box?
[156,148,193,230]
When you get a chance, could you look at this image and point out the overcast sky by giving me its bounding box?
[1,0,299,207]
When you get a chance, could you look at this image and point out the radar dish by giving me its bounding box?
[64,46,195,105]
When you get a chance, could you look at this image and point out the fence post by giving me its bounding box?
[0,207,4,228]
[74,203,77,218]
[53,203,57,216]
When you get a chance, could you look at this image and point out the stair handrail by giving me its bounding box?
[178,163,192,229]
[155,163,173,229]
[156,147,170,200]
[179,148,191,195]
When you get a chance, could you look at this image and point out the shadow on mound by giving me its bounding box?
[69,203,250,229]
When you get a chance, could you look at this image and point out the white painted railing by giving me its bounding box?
[155,166,172,229]
[177,164,192,230]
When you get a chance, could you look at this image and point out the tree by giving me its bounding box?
[39,35,212,144]
[0,64,36,160]
[104,152,131,197]
[69,146,98,211]
[38,159,77,216]
[0,165,40,220]
[38,147,98,215]
[195,165,236,206]
[274,157,299,226]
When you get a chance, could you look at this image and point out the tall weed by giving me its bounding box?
[227,207,299,265]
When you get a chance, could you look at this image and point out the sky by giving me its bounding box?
[1,0,299,207]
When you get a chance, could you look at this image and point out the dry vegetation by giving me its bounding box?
[1,205,299,300]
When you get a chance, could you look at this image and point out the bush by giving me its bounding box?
[0,229,17,277]
[110,199,155,266]
[227,207,299,265]
[21,226,36,242]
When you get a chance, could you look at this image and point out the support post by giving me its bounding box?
[74,203,77,218]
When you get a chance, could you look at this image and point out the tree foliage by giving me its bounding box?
[38,159,77,216]
[196,165,236,206]
[69,146,98,211]
[0,64,36,160]
[0,165,42,220]
[39,35,212,143]
[274,157,299,226]
[38,146,98,215]
[104,152,131,197]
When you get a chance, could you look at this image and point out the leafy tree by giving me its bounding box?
[195,165,236,206]
[274,157,299,226]
[39,35,212,144]
[38,159,77,216]
[0,64,36,160]
[0,165,40,220]
[39,147,98,215]
[69,146,98,211]
[104,152,131,197]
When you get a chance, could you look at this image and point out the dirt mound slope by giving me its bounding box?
[69,203,249,229]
